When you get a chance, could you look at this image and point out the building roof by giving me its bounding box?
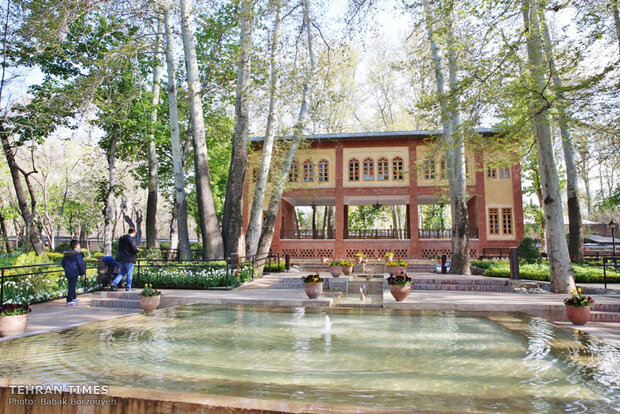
[584,235,620,245]
[249,128,495,142]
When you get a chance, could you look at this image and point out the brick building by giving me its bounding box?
[243,130,524,260]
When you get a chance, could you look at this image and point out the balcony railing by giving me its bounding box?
[346,228,410,239]
[281,229,334,239]
[418,228,479,239]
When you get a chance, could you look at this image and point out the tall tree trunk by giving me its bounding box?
[78,225,86,249]
[102,128,118,256]
[180,0,224,259]
[0,212,10,253]
[164,6,192,261]
[167,198,179,261]
[322,205,327,238]
[223,0,253,257]
[256,0,317,275]
[580,150,592,215]
[245,0,282,256]
[312,205,317,239]
[522,0,574,293]
[146,14,164,249]
[612,0,620,56]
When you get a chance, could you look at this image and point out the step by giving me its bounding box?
[590,311,620,323]
[411,278,510,286]
[90,298,141,309]
[410,284,515,292]
[592,303,620,313]
[95,291,141,300]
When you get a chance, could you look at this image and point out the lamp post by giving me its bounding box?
[610,220,617,257]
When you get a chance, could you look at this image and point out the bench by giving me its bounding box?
[584,251,613,261]
[479,248,511,260]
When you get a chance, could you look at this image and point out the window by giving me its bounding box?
[392,157,404,180]
[349,158,360,181]
[488,208,499,235]
[502,208,513,234]
[303,159,313,182]
[499,166,510,178]
[487,166,497,179]
[424,160,435,180]
[363,157,374,180]
[440,158,447,179]
[288,160,298,182]
[377,157,389,181]
[318,159,329,182]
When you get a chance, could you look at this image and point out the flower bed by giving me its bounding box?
[134,264,255,289]
[470,260,620,283]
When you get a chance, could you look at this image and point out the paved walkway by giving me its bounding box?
[2,271,619,345]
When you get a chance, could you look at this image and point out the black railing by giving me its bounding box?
[0,261,99,306]
[346,228,410,239]
[602,256,620,290]
[280,229,334,239]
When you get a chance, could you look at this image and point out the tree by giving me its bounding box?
[180,0,224,259]
[521,0,574,293]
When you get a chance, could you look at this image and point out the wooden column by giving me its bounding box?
[408,141,420,258]
[335,143,345,257]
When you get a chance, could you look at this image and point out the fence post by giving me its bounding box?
[509,247,520,280]
[1,267,4,306]
[284,253,290,271]
[441,255,447,274]
[603,258,607,291]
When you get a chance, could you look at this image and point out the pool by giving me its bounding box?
[0,305,618,412]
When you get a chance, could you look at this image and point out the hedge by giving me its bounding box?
[471,260,620,284]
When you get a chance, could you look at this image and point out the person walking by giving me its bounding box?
[109,227,139,291]
[61,239,86,307]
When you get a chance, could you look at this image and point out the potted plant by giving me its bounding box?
[0,304,30,337]
[387,270,412,301]
[354,252,366,263]
[386,259,407,276]
[384,252,395,263]
[564,288,594,325]
[328,259,343,277]
[140,284,162,311]
[341,259,355,275]
[302,272,324,299]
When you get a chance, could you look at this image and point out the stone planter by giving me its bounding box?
[390,284,411,302]
[342,266,353,276]
[329,266,343,277]
[304,282,323,299]
[0,314,28,337]
[140,295,161,312]
[565,304,591,325]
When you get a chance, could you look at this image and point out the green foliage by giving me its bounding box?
[134,264,254,289]
[54,243,72,253]
[139,248,163,261]
[46,252,65,262]
[0,252,22,268]
[348,205,388,230]
[518,237,542,264]
[386,259,407,267]
[140,283,161,297]
[473,261,620,283]
[263,261,285,273]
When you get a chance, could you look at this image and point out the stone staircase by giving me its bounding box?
[90,291,141,309]
[410,277,515,293]
[591,303,620,322]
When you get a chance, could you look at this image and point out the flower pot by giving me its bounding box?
[565,304,591,325]
[390,284,411,301]
[304,282,323,299]
[329,266,343,277]
[342,266,353,276]
[140,295,161,312]
[0,314,28,337]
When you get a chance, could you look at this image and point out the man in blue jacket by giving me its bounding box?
[61,240,86,307]
[109,227,139,291]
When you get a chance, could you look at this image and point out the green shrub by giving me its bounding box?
[480,261,620,283]
[263,261,285,273]
[518,237,542,264]
[470,260,503,270]
[138,248,163,261]
[54,243,72,253]
[0,251,22,267]
[46,252,64,262]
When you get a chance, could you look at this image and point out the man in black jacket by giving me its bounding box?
[109,227,139,291]
[61,240,86,306]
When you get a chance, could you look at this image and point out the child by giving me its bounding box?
[61,240,86,307]
[100,255,120,288]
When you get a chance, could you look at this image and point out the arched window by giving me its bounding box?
[348,158,360,181]
[363,157,374,180]
[318,159,329,182]
[288,160,298,182]
[392,157,404,180]
[303,159,313,182]
[377,157,389,181]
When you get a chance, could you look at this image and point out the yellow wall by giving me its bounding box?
[416,145,475,187]
[484,153,515,240]
[342,147,409,188]
[289,149,336,189]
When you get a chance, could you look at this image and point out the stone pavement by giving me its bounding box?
[2,271,619,345]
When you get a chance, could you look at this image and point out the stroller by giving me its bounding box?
[97,256,122,288]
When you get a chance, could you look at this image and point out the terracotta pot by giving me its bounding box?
[565,304,591,325]
[304,282,323,299]
[329,266,343,277]
[342,266,353,276]
[390,284,411,301]
[0,314,28,337]
[140,295,161,312]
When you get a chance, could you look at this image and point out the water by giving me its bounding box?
[0,305,619,412]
